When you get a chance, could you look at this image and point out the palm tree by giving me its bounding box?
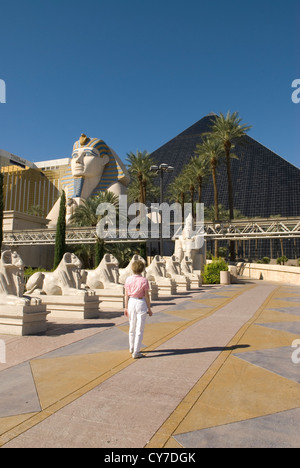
[70,191,119,227]
[126,150,157,204]
[194,137,225,256]
[209,111,251,220]
[27,205,45,217]
[168,172,189,220]
[127,177,159,204]
[182,164,197,217]
[188,155,210,203]
[70,191,119,267]
[208,111,251,260]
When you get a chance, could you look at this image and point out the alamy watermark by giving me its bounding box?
[0,339,6,364]
[291,339,300,364]
[96,196,205,249]
[0,79,6,103]
[291,79,300,104]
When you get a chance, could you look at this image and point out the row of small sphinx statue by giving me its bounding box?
[0,250,201,305]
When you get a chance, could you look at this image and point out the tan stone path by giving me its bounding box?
[1,281,299,448]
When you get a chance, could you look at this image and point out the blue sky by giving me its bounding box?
[0,0,299,168]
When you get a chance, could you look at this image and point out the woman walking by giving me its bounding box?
[124,260,152,358]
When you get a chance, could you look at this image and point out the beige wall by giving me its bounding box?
[236,262,300,285]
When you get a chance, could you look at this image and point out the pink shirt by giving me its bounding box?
[125,275,150,298]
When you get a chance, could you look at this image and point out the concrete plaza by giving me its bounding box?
[0,279,299,448]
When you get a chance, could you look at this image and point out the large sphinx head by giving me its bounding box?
[71,134,110,199]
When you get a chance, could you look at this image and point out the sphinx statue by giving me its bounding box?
[26,253,91,296]
[146,255,176,296]
[119,255,147,284]
[174,212,205,272]
[166,255,191,291]
[82,253,124,309]
[174,213,198,262]
[181,255,202,288]
[48,133,130,227]
[83,254,123,291]
[0,251,49,335]
[0,250,40,305]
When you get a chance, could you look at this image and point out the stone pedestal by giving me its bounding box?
[94,287,124,310]
[172,276,191,292]
[0,303,49,336]
[149,282,159,301]
[155,279,177,296]
[186,272,202,288]
[40,293,100,319]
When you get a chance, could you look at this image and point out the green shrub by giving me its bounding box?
[262,257,270,264]
[218,247,228,258]
[24,266,47,277]
[203,257,228,284]
[277,256,288,265]
[24,267,48,282]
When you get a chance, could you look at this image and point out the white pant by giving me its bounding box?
[128,297,147,354]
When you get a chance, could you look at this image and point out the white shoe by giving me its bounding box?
[132,352,144,359]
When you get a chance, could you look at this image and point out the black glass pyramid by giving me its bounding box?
[150,114,300,218]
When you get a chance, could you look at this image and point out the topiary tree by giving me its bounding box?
[0,173,3,256]
[53,190,66,270]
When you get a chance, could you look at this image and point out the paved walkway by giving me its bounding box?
[0,280,299,448]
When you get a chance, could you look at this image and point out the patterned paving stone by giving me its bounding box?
[234,346,300,383]
[266,307,300,316]
[38,327,131,359]
[174,407,300,448]
[0,363,41,418]
[163,301,211,311]
[275,297,300,303]
[258,321,300,335]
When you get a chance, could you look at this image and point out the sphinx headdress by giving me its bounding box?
[72,134,110,159]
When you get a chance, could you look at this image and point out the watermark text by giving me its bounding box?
[291,339,300,364]
[291,79,300,104]
[96,196,204,249]
[0,79,6,103]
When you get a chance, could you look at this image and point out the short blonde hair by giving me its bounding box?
[132,260,145,275]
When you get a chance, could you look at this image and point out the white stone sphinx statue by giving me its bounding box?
[181,255,202,288]
[146,255,176,296]
[26,253,90,296]
[174,213,204,272]
[48,134,129,227]
[0,250,49,336]
[166,255,191,292]
[25,253,99,319]
[174,213,197,262]
[0,250,40,305]
[83,254,123,290]
[119,254,146,284]
[82,254,124,310]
